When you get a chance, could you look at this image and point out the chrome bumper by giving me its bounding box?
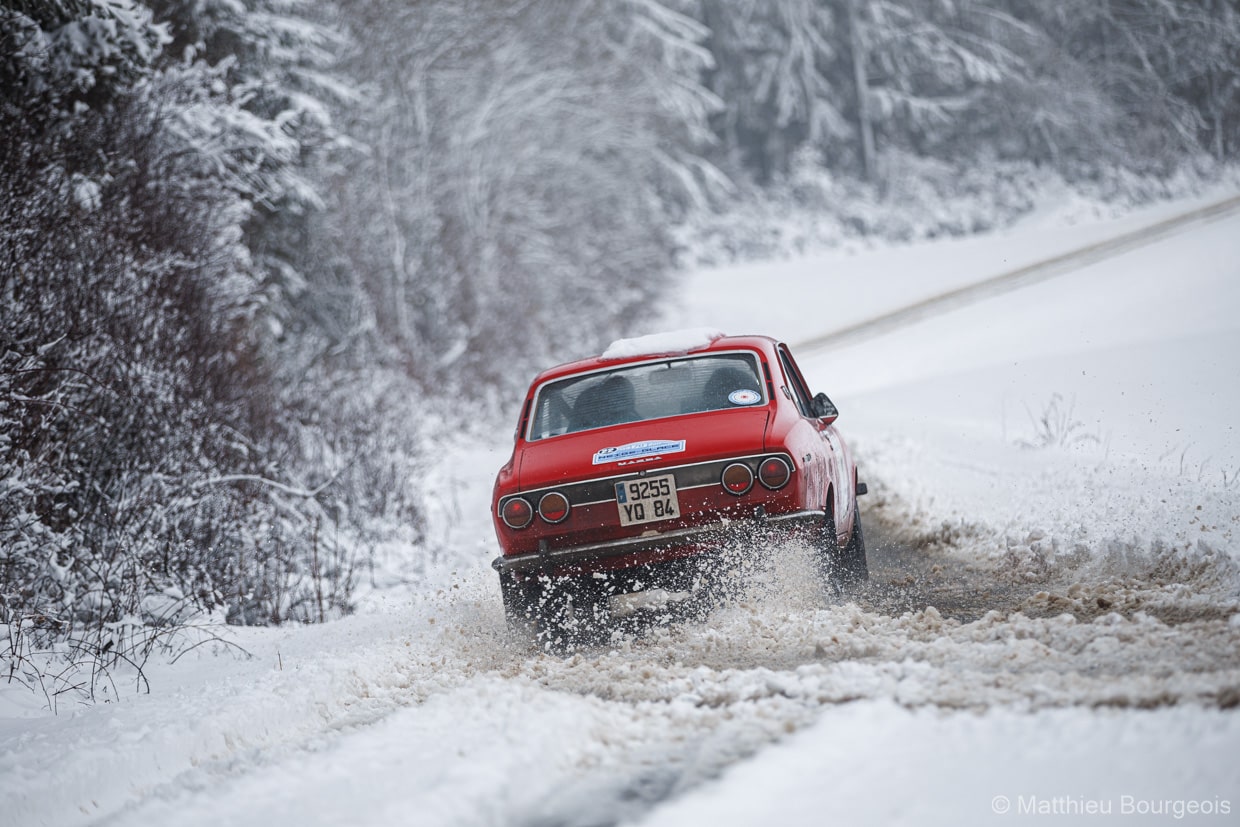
[491,509,824,574]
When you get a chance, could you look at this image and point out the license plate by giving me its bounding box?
[615,474,680,527]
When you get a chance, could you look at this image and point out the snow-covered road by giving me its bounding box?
[3,193,1239,826]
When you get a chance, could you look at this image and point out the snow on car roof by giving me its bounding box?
[601,328,726,360]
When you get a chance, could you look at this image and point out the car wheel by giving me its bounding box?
[816,507,868,594]
[503,572,606,649]
[499,570,537,633]
[683,554,728,620]
[837,508,869,589]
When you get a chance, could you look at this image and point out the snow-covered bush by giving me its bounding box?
[0,1,360,690]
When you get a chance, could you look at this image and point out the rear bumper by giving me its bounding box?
[491,508,824,574]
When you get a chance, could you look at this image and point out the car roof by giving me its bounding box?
[527,333,781,388]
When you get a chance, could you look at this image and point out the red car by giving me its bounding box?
[491,331,867,638]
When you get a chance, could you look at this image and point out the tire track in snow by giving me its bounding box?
[39,515,1240,827]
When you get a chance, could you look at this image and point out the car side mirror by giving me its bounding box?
[811,392,838,423]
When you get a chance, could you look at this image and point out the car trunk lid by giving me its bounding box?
[516,408,771,490]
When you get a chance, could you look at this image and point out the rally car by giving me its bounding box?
[491,330,867,638]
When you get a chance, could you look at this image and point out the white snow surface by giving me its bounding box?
[678,190,1240,569]
[601,327,725,359]
[3,190,1240,827]
[638,700,1240,826]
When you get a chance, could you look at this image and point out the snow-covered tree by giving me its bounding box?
[699,0,848,182]
[316,0,721,390]
[2,1,358,682]
[693,0,1240,184]
[1020,0,1240,167]
[143,0,349,339]
[849,1,1033,172]
[1,0,166,108]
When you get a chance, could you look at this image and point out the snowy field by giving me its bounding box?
[3,192,1239,826]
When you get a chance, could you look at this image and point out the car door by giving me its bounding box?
[777,345,847,529]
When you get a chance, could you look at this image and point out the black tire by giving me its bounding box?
[499,570,537,633]
[836,508,869,589]
[500,571,605,649]
[817,507,869,594]
[683,553,728,620]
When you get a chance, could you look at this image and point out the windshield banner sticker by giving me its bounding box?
[592,439,686,465]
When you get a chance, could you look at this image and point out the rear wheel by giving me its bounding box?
[836,509,869,590]
[499,570,537,633]
[682,553,728,620]
[816,507,869,594]
[499,571,606,649]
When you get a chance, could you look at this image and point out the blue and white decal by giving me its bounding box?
[592,439,686,466]
[728,389,761,406]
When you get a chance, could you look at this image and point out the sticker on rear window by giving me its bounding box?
[728,389,761,405]
[593,439,686,465]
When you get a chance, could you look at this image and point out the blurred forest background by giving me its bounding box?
[3,0,1238,670]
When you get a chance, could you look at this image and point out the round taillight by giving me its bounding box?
[538,491,570,524]
[501,497,533,529]
[758,456,792,490]
[721,462,754,495]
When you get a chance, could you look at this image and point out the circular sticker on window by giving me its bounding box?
[728,389,761,405]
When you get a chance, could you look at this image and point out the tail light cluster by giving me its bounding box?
[501,491,571,529]
[721,462,754,495]
[502,453,793,529]
[538,491,570,524]
[500,497,534,529]
[757,456,792,489]
[722,455,791,496]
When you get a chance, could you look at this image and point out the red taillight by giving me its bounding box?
[501,497,533,529]
[721,462,754,495]
[538,491,570,524]
[758,456,791,490]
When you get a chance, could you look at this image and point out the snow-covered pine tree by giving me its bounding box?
[698,0,849,182]
[700,0,1240,185]
[840,0,1034,179]
[1021,0,1240,167]
[144,0,348,341]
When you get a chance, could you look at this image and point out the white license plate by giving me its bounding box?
[615,474,680,527]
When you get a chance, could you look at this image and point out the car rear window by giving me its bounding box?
[527,352,765,441]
